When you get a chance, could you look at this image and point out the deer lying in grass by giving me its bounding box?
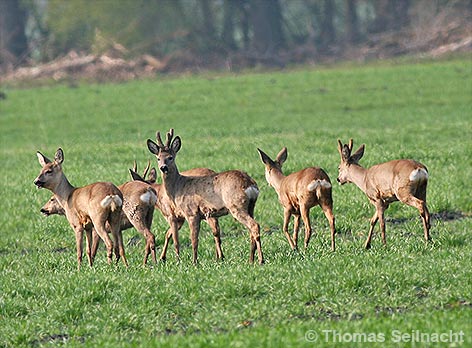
[147,129,264,264]
[40,166,158,265]
[34,148,127,269]
[337,139,431,249]
[130,163,224,261]
[257,147,336,251]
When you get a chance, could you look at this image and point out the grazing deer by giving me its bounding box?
[146,129,264,264]
[40,174,158,265]
[257,147,336,251]
[34,148,128,269]
[130,163,224,261]
[336,139,431,249]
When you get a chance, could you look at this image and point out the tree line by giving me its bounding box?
[1,0,470,72]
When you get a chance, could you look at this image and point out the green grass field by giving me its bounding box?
[1,56,471,347]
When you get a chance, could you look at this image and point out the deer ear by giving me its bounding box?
[276,147,287,165]
[54,148,64,164]
[337,140,343,156]
[129,169,145,182]
[341,144,351,161]
[37,151,51,167]
[350,144,365,163]
[147,139,160,155]
[257,148,272,165]
[148,168,158,184]
[171,136,181,153]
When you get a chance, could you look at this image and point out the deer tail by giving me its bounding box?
[100,195,123,212]
[307,179,332,199]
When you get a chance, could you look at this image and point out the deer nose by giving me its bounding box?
[159,165,168,174]
[34,178,44,188]
[40,208,50,216]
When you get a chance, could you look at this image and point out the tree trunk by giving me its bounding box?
[320,0,336,50]
[249,0,285,55]
[222,0,237,50]
[346,0,361,44]
[0,0,28,67]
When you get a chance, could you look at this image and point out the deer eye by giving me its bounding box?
[167,156,173,161]
[46,169,53,174]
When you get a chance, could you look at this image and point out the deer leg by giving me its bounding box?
[160,219,183,262]
[378,203,387,246]
[206,217,224,261]
[365,209,379,249]
[110,220,128,268]
[74,227,84,270]
[321,203,336,252]
[399,194,431,242]
[300,205,312,249]
[230,209,264,264]
[84,227,94,267]
[283,208,297,250]
[90,229,101,263]
[145,211,157,264]
[92,223,114,265]
[187,216,201,265]
[292,214,301,250]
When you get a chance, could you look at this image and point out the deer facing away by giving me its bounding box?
[34,148,128,269]
[130,163,224,261]
[337,139,431,249]
[40,174,158,265]
[147,129,264,264]
[258,147,336,251]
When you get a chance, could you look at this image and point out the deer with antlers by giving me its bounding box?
[146,129,264,264]
[130,162,224,261]
[34,148,128,269]
[258,147,336,251]
[337,139,431,249]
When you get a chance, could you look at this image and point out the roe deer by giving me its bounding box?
[257,147,336,251]
[147,129,264,264]
[40,174,158,265]
[130,163,224,261]
[337,139,431,249]
[34,148,128,269]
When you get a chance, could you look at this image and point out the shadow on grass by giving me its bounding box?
[386,210,470,225]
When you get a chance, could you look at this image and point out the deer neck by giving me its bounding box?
[348,164,368,193]
[160,165,182,199]
[267,168,285,194]
[52,174,76,208]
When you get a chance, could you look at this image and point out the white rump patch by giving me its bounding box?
[245,186,259,200]
[307,179,331,191]
[409,168,428,181]
[100,195,123,208]
[140,190,158,205]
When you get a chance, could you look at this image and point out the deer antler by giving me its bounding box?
[165,128,174,147]
[348,139,353,152]
[156,131,165,148]
[143,160,151,179]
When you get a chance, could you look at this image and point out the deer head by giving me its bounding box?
[34,148,65,190]
[147,128,181,175]
[336,139,365,185]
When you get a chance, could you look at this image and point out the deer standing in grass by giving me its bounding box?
[147,129,264,264]
[257,147,336,251]
[34,148,128,269]
[130,163,224,261]
[336,139,431,249]
[40,173,158,265]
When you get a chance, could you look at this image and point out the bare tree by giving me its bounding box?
[249,0,285,55]
[0,0,28,68]
[346,0,361,44]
